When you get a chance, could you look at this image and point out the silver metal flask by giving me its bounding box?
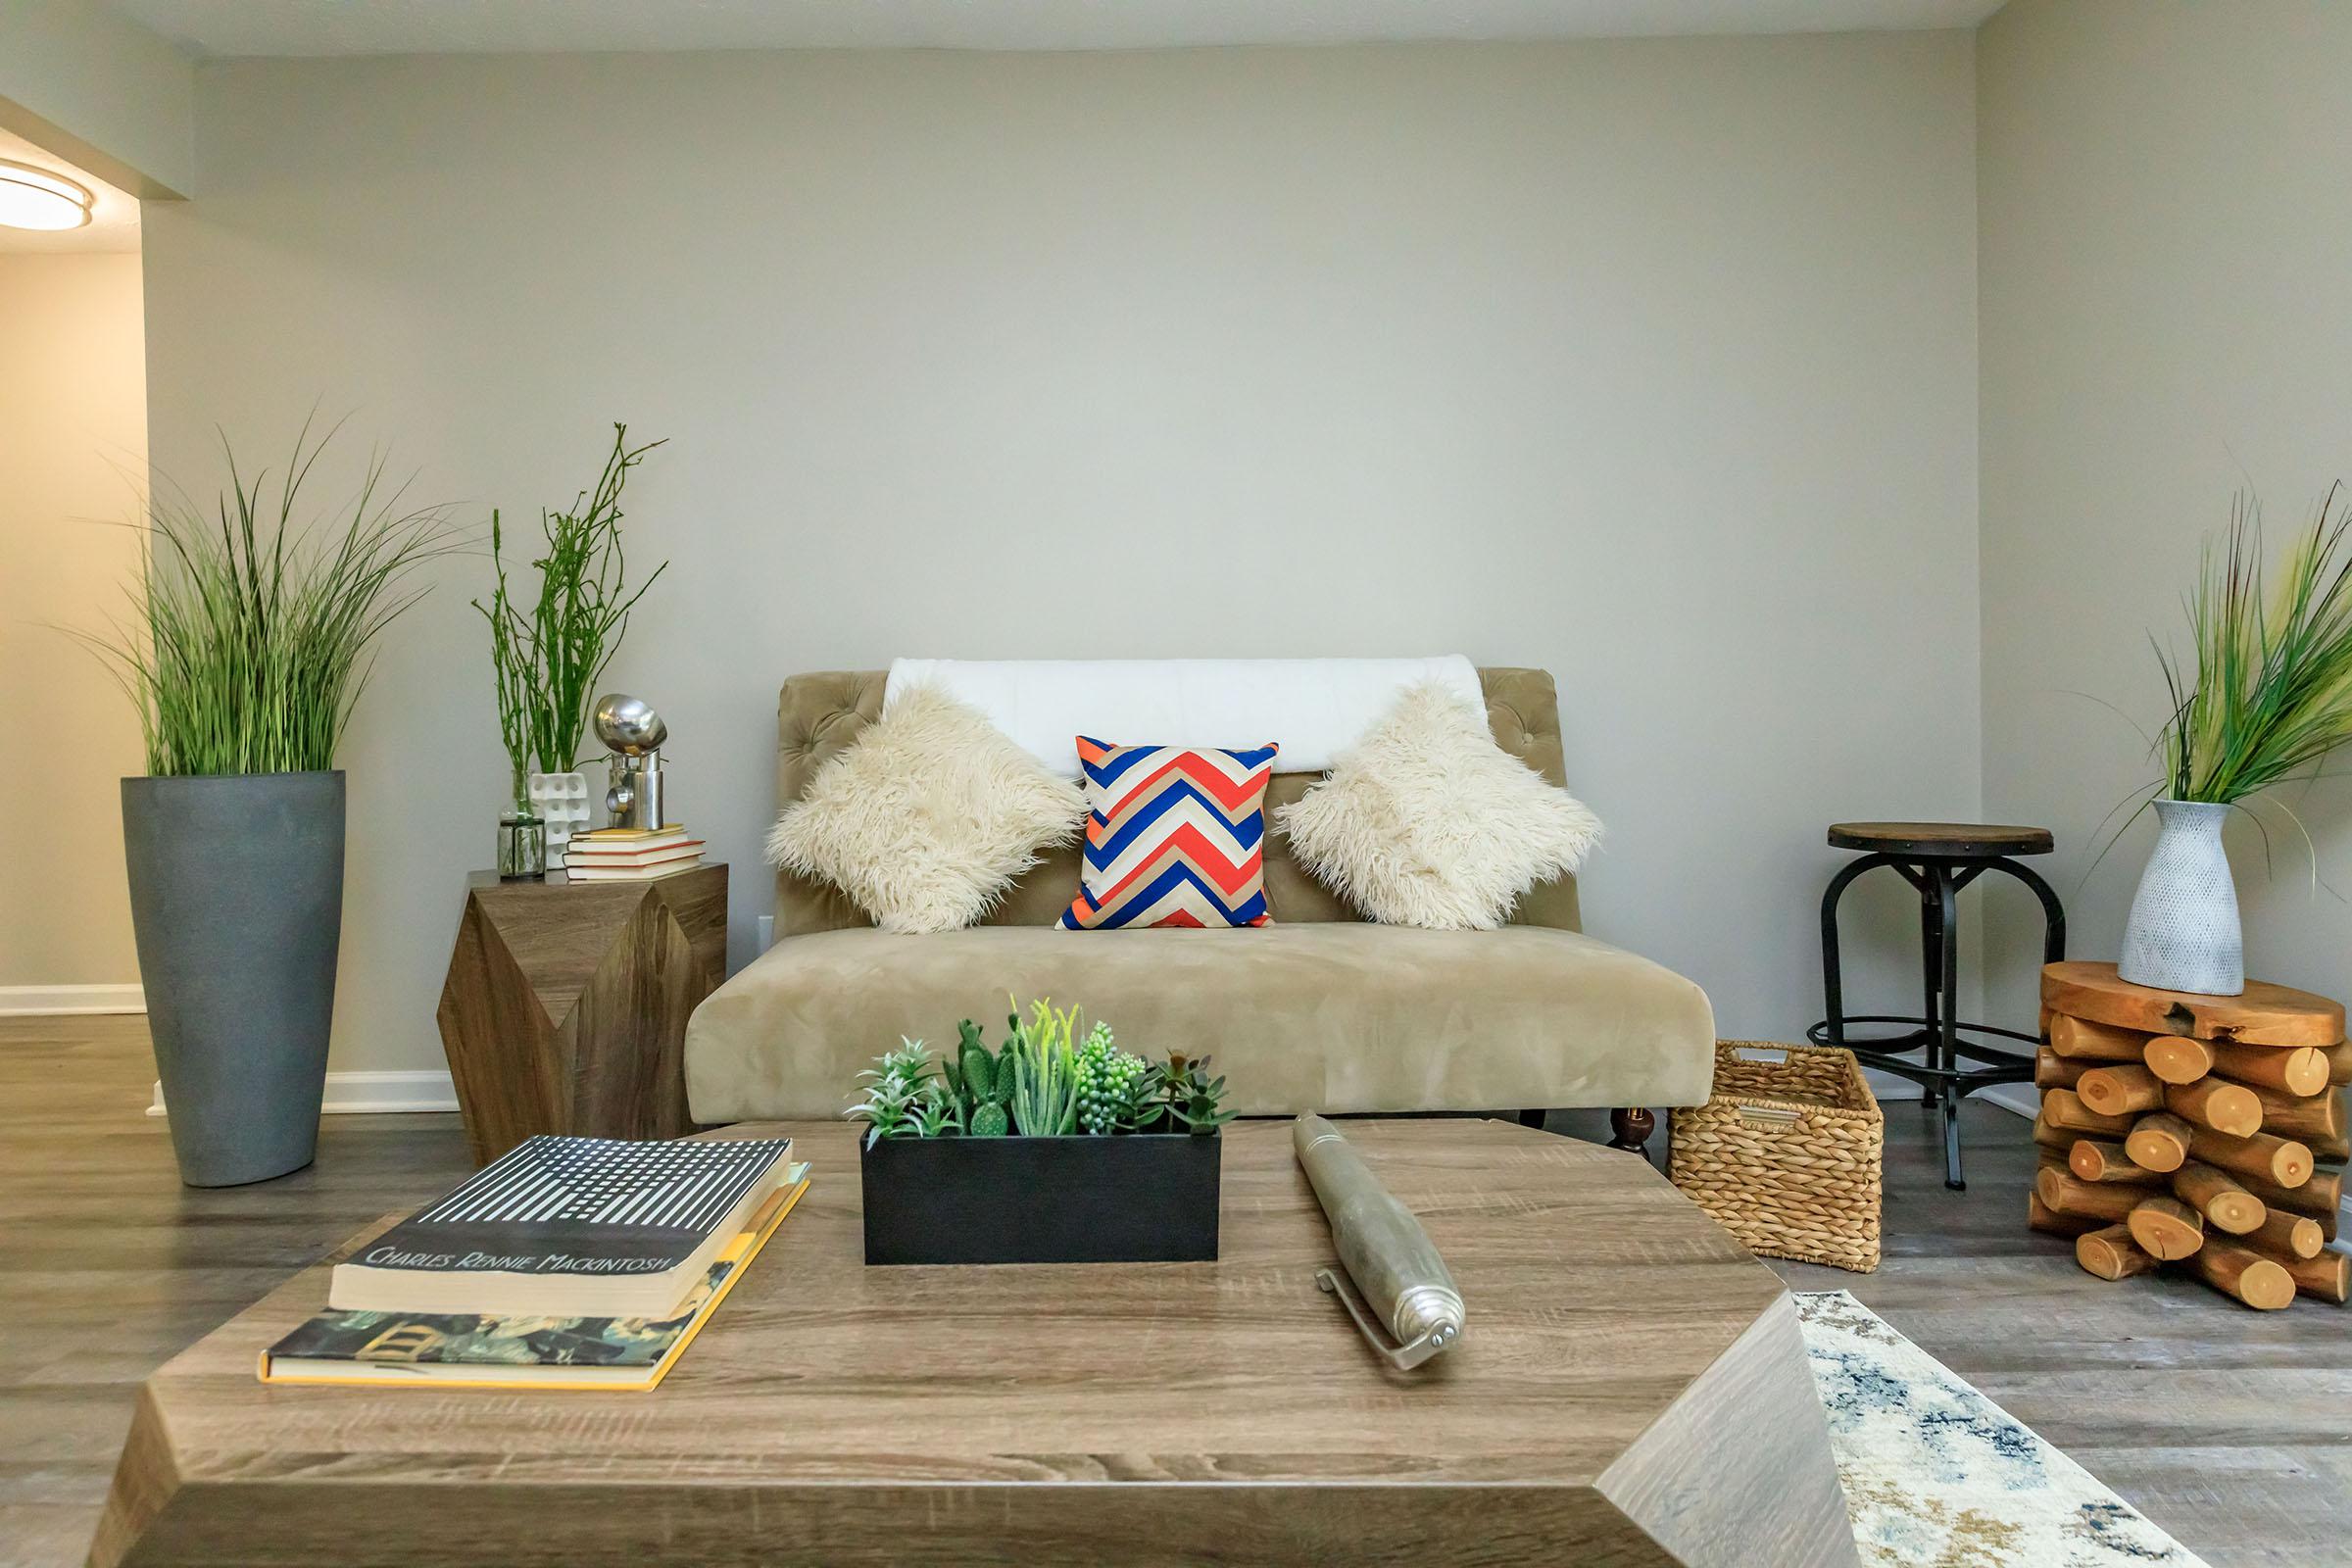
[1293,1113,1465,1369]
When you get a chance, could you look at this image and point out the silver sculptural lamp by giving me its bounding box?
[594,693,669,830]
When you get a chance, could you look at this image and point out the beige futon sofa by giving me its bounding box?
[683,668,1714,1152]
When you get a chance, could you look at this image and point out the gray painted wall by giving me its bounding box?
[1979,0,2352,1020]
[141,37,1984,1076]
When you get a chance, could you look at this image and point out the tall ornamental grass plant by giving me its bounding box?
[2154,486,2352,808]
[85,422,453,777]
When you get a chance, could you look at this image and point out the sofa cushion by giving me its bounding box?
[684,923,1715,1122]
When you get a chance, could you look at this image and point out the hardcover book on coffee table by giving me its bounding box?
[327,1134,796,1317]
[265,1169,808,1391]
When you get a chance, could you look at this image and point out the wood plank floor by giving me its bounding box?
[4,1015,2345,1567]
[0,1016,476,1568]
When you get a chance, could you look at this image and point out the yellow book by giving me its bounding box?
[259,1172,807,1393]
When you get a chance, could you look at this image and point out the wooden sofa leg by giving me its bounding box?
[1607,1106,1657,1156]
[1518,1108,1548,1131]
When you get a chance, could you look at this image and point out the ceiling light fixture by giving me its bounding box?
[0,159,95,231]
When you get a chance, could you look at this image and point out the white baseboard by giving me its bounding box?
[148,1068,458,1117]
[1976,1081,2039,1120]
[0,983,145,1016]
[1861,1070,2039,1117]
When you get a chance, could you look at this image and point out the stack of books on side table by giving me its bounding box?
[562,824,706,881]
[261,1135,807,1391]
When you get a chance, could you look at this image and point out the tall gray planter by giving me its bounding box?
[122,771,346,1186]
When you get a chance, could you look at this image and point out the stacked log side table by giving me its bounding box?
[2029,959,2351,1310]
[436,862,727,1165]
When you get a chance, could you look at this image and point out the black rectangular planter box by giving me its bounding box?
[859,1130,1221,1264]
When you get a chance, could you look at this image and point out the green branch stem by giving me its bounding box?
[472,423,667,798]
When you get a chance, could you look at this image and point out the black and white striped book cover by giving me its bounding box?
[328,1136,794,1314]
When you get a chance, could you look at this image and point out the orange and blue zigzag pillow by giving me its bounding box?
[1059,736,1278,930]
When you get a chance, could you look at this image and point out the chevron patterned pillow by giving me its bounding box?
[1059,736,1279,929]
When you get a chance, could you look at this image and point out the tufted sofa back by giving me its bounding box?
[773,666,1582,938]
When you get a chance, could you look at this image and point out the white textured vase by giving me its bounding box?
[2118,798,2243,997]
[526,770,595,864]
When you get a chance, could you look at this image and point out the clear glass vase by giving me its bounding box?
[497,809,547,880]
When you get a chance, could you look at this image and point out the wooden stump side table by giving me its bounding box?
[435,863,728,1165]
[2030,960,2350,1310]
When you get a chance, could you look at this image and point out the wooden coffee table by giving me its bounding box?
[90,1119,1857,1567]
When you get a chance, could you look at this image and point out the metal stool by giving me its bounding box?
[1805,821,2065,1191]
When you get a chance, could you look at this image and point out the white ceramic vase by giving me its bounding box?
[2118,798,2243,997]
[527,770,595,864]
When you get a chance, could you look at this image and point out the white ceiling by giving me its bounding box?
[110,0,2005,58]
[0,128,139,253]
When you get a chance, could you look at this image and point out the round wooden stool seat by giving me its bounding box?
[1828,820,2054,858]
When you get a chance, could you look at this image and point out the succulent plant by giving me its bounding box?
[911,1082,964,1139]
[1156,1051,1235,1136]
[1007,997,1083,1137]
[844,1006,1241,1142]
[845,1037,935,1149]
[1073,1022,1152,1136]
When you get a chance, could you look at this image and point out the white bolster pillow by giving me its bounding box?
[882,656,1485,778]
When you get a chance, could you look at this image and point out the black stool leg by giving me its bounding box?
[1819,854,1894,1051]
[1934,861,1966,1190]
[1987,858,2069,970]
[1811,844,2059,1196]
[1918,865,1944,1107]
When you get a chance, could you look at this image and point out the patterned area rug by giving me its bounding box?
[1794,1292,2207,1568]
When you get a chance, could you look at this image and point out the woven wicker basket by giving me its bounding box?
[1670,1040,1884,1273]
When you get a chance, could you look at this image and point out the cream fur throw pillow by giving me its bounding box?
[764,685,1085,935]
[1277,682,1602,930]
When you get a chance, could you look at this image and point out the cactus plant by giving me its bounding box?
[959,1039,998,1105]
[940,1016,1011,1132]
